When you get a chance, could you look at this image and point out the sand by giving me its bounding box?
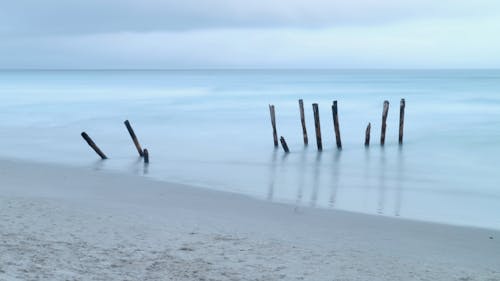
[0,159,499,281]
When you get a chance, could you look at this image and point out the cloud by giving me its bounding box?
[1,0,500,68]
[1,0,499,35]
[2,17,500,69]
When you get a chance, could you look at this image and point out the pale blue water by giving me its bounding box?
[1,70,499,229]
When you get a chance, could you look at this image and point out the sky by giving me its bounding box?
[1,0,500,69]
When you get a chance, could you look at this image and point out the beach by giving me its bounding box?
[3,0,500,279]
[1,159,499,281]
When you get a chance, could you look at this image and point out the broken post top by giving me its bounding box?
[365,122,371,146]
[279,136,290,153]
[299,99,305,118]
[382,100,390,119]
[143,148,149,163]
[298,99,308,146]
[332,100,342,149]
[124,119,144,157]
[81,131,108,160]
[399,98,406,145]
[312,103,320,120]
[269,104,276,122]
[269,104,278,147]
[380,100,390,146]
[312,103,322,151]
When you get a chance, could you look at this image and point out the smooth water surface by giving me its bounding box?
[1,70,499,229]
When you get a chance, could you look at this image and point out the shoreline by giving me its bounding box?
[4,156,499,233]
[4,157,500,232]
[1,158,499,280]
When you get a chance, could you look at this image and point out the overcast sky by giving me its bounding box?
[1,0,500,69]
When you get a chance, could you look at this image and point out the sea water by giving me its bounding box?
[1,70,499,229]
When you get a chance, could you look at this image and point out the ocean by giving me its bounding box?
[1,69,499,229]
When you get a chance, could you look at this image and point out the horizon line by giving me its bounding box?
[1,68,500,71]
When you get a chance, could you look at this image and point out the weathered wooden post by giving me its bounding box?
[280,136,290,153]
[124,120,144,157]
[312,103,323,151]
[332,100,342,149]
[365,123,371,147]
[81,132,107,159]
[399,98,405,144]
[380,100,389,145]
[269,105,278,147]
[298,99,308,145]
[143,149,149,164]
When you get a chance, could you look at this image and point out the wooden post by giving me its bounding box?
[380,100,389,145]
[399,98,405,144]
[81,132,107,159]
[298,99,308,145]
[332,100,342,149]
[269,105,278,147]
[312,103,323,151]
[143,149,149,164]
[365,123,371,147]
[280,136,290,153]
[124,120,144,157]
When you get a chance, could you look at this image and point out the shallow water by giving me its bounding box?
[1,69,499,229]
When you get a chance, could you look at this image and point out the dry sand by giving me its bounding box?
[0,159,499,281]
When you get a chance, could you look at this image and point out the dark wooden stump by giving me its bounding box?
[124,120,144,157]
[365,123,371,147]
[143,148,149,163]
[312,103,323,151]
[298,99,308,145]
[269,105,278,147]
[332,100,342,149]
[399,98,405,144]
[280,136,290,153]
[81,132,107,159]
[380,100,389,145]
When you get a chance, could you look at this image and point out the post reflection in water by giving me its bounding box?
[330,150,341,207]
[361,147,372,213]
[267,148,278,201]
[92,159,105,171]
[310,152,322,207]
[296,147,308,205]
[363,146,371,191]
[378,147,387,214]
[395,145,404,216]
[129,157,143,175]
[265,143,404,218]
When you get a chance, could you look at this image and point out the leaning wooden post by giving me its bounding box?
[124,120,144,157]
[298,99,308,145]
[312,103,323,151]
[81,132,107,159]
[143,149,149,164]
[269,105,278,147]
[380,100,389,145]
[332,100,342,149]
[399,98,405,144]
[280,136,290,153]
[365,123,371,147]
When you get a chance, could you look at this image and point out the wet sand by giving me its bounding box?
[1,159,499,281]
